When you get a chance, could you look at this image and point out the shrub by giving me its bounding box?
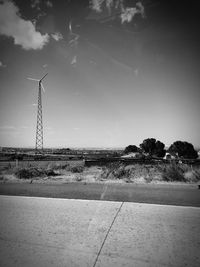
[124,145,139,154]
[75,174,83,181]
[14,168,44,179]
[45,169,58,176]
[101,163,127,179]
[47,163,70,170]
[161,163,186,182]
[69,165,84,173]
[101,163,160,181]
[14,167,58,179]
[184,167,200,182]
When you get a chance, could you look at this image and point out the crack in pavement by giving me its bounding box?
[92,201,124,267]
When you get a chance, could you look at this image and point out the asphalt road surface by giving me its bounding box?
[0,195,200,267]
[0,182,200,206]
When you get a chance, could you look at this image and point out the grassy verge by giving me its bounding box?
[0,161,200,184]
[100,162,200,183]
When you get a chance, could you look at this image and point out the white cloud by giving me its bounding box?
[51,32,63,41]
[90,0,145,23]
[71,55,77,66]
[0,61,6,67]
[120,2,145,24]
[136,2,145,18]
[46,0,53,8]
[0,0,49,50]
[121,7,138,23]
[90,0,105,13]
[121,1,145,23]
[31,0,40,10]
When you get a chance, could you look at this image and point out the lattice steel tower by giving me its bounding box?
[35,81,43,152]
[27,73,48,153]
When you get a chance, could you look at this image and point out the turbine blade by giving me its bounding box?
[40,73,48,82]
[27,77,40,81]
[69,21,72,33]
[71,55,77,65]
[41,83,45,93]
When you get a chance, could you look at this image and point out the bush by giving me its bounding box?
[101,163,127,179]
[14,167,58,179]
[47,163,70,170]
[75,174,83,181]
[184,167,200,182]
[101,163,160,182]
[124,145,139,154]
[45,169,58,176]
[161,163,186,182]
[69,165,84,173]
[14,168,45,179]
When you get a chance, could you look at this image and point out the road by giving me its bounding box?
[0,182,200,207]
[0,195,200,267]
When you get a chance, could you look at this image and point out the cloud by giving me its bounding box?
[0,0,49,50]
[89,0,145,23]
[46,1,53,8]
[0,61,6,67]
[121,2,145,24]
[136,2,145,18]
[31,0,40,10]
[90,0,104,13]
[51,32,63,41]
[71,55,77,66]
[31,0,53,9]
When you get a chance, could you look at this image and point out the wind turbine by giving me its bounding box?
[27,73,48,153]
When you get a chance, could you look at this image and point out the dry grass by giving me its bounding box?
[100,163,161,183]
[0,160,200,184]
[100,162,200,183]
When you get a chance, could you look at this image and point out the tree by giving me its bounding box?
[168,141,198,159]
[154,140,166,158]
[139,138,166,157]
[124,145,139,154]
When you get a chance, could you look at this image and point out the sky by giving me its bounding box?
[0,0,200,148]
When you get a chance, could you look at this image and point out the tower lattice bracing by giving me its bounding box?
[35,82,43,153]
